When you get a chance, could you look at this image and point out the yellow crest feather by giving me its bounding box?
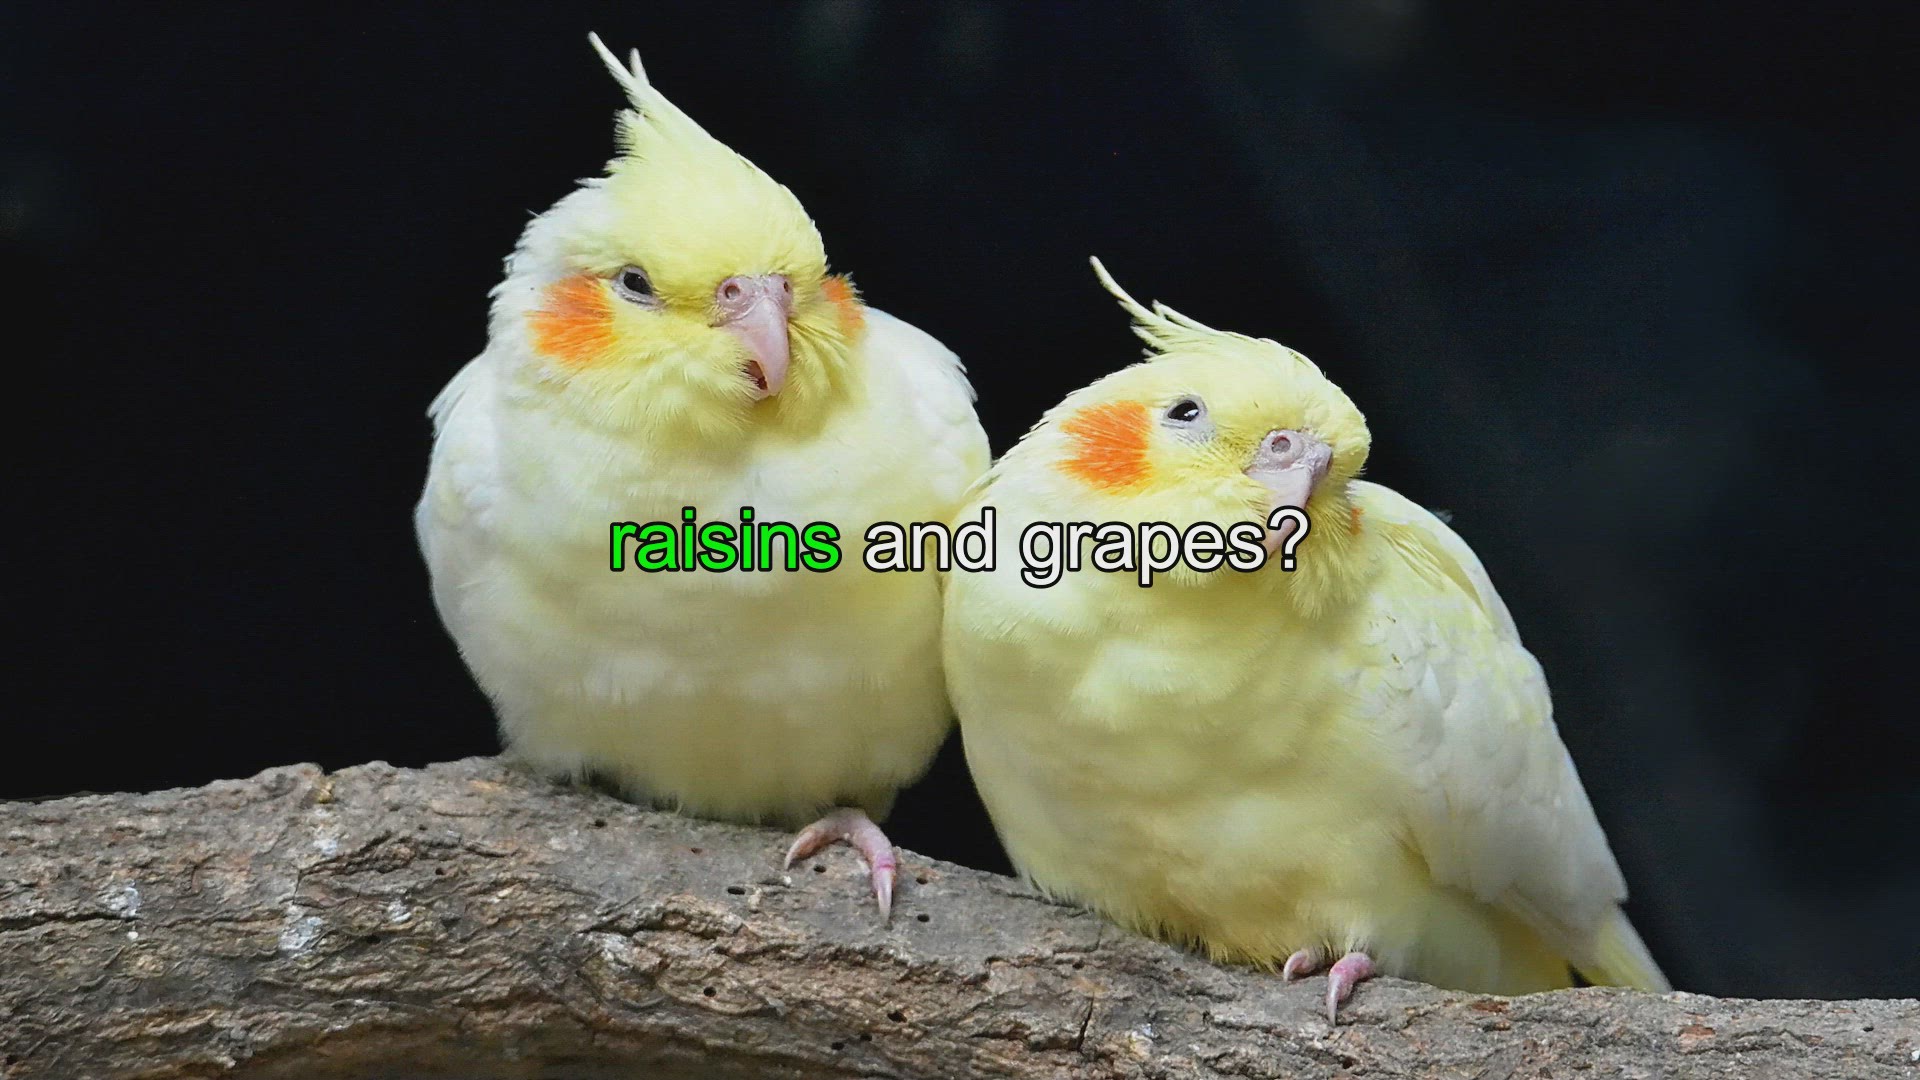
[587,32,716,158]
[1089,257,1324,376]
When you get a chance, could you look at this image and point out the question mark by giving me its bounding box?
[1265,506,1312,571]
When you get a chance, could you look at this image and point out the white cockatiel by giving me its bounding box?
[417,35,989,916]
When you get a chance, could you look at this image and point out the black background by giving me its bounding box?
[7,2,1916,1000]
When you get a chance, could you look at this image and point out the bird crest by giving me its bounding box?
[588,33,726,169]
[1089,256,1324,377]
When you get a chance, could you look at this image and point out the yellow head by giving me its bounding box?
[492,34,867,443]
[988,259,1373,610]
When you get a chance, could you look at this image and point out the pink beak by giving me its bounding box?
[1246,429,1332,555]
[715,274,794,399]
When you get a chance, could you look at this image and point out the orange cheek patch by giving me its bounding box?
[1349,504,1365,534]
[528,275,617,366]
[1059,401,1152,490]
[821,275,865,334]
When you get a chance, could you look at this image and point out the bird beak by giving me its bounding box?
[1246,429,1332,555]
[715,274,794,399]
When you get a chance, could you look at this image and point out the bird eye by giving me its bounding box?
[1164,397,1205,424]
[612,265,655,304]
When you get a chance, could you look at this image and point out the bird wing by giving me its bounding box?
[414,355,504,631]
[1347,480,1647,978]
[859,307,992,511]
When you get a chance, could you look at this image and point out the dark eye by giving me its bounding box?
[1165,397,1204,424]
[612,265,654,303]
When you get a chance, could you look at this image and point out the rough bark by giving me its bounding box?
[0,758,1912,1079]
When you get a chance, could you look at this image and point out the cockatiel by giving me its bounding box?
[944,260,1667,1017]
[416,35,989,917]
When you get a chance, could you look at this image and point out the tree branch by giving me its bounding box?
[1,758,1912,1078]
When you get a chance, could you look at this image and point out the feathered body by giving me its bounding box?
[945,263,1666,997]
[418,38,988,832]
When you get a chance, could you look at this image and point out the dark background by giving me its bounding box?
[7,2,1915,1000]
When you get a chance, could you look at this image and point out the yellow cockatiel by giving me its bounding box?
[945,260,1667,1016]
[417,36,989,917]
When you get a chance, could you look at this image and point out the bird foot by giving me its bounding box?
[1324,951,1376,1023]
[784,807,897,922]
[1280,947,1376,1022]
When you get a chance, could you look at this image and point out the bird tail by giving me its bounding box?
[1576,908,1671,992]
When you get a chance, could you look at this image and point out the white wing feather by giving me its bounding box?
[414,356,503,637]
[1350,480,1629,969]
[859,307,992,509]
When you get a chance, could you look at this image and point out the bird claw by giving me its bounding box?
[1324,951,1377,1023]
[784,807,898,922]
[1282,947,1325,983]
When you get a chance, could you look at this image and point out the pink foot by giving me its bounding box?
[1325,951,1377,1023]
[784,807,898,922]
[1282,947,1326,983]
